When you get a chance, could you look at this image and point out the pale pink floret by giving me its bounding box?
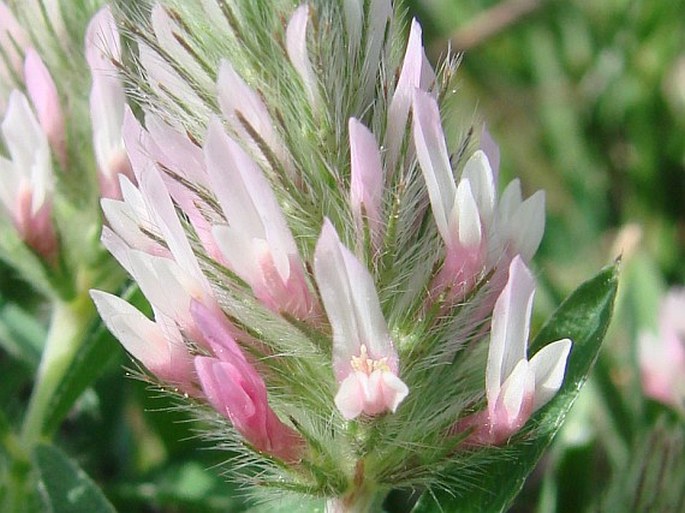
[639,289,685,408]
[349,117,384,250]
[204,118,316,319]
[86,6,133,199]
[467,256,571,444]
[413,88,546,298]
[0,90,57,261]
[192,301,304,462]
[314,219,408,420]
[90,290,195,390]
[24,49,66,168]
[413,89,489,295]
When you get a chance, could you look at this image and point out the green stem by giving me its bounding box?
[20,292,95,446]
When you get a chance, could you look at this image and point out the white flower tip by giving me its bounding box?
[530,338,572,412]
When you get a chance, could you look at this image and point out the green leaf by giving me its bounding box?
[33,444,117,513]
[412,263,619,513]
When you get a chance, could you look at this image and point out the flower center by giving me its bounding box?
[350,344,390,375]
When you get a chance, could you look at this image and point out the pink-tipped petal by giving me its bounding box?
[286,4,318,109]
[24,49,66,168]
[412,88,457,246]
[486,256,535,407]
[349,118,384,247]
[386,19,434,169]
[90,290,194,386]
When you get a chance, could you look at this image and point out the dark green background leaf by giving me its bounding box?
[412,263,619,513]
[33,443,117,513]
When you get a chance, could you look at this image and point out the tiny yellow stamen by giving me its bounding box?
[350,344,390,374]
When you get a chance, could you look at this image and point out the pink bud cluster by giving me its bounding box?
[0,3,132,263]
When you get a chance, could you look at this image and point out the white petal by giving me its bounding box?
[139,43,210,122]
[85,6,121,73]
[412,88,456,246]
[529,338,572,412]
[461,150,496,228]
[510,190,545,261]
[139,164,208,288]
[453,179,482,249]
[212,224,260,285]
[286,4,318,108]
[2,91,52,214]
[335,372,366,420]
[314,219,396,379]
[380,371,409,413]
[151,4,212,90]
[90,290,170,368]
[216,60,291,174]
[486,256,536,406]
[498,359,533,422]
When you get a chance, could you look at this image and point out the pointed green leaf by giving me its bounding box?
[412,263,619,513]
[33,444,117,513]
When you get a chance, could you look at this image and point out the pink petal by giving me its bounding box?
[24,49,66,168]
[349,118,384,248]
